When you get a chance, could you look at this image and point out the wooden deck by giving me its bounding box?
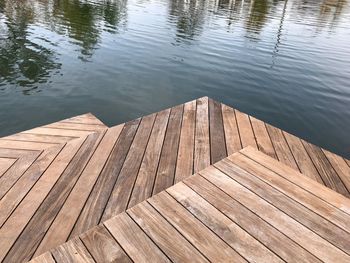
[31,147,350,263]
[0,97,349,262]
[0,113,107,203]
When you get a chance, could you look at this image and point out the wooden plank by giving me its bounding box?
[3,133,76,144]
[200,166,350,262]
[265,123,299,171]
[0,148,39,158]
[235,109,257,148]
[62,113,106,126]
[34,126,123,256]
[175,100,196,183]
[183,175,321,263]
[2,132,103,262]
[128,201,208,262]
[221,103,242,155]
[105,213,169,262]
[323,149,350,193]
[44,122,106,132]
[152,105,183,194]
[51,238,94,263]
[0,139,55,151]
[209,98,227,163]
[129,109,170,207]
[22,127,94,138]
[70,119,140,237]
[226,154,350,253]
[231,152,350,229]
[0,151,41,199]
[250,116,276,159]
[283,131,323,183]
[302,141,349,196]
[0,144,64,226]
[194,97,210,173]
[102,114,156,220]
[80,224,131,263]
[0,158,16,176]
[345,158,350,167]
[30,252,55,263]
[149,192,246,262]
[167,182,282,263]
[0,137,86,262]
[240,146,350,215]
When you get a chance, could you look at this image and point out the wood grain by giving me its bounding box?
[128,109,170,207]
[102,114,156,219]
[153,105,183,194]
[128,201,208,262]
[70,119,140,236]
[149,191,246,262]
[209,98,227,163]
[105,212,169,262]
[81,224,131,263]
[175,100,196,183]
[194,97,210,173]
[221,103,242,155]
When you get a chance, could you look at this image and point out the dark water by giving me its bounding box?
[0,0,349,157]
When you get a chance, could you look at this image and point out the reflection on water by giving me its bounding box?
[0,0,349,157]
[49,0,127,59]
[1,0,128,88]
[168,0,206,42]
[0,0,61,93]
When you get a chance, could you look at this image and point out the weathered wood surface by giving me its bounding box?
[32,147,350,263]
[1,97,349,262]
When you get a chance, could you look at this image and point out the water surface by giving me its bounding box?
[0,0,349,157]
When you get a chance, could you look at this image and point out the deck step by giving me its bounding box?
[31,147,350,263]
[0,97,349,262]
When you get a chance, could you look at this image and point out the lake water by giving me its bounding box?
[0,0,349,157]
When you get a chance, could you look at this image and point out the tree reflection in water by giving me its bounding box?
[0,0,348,93]
[0,0,127,92]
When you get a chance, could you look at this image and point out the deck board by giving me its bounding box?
[128,109,170,207]
[0,137,86,259]
[166,183,281,263]
[222,103,242,154]
[183,175,321,263]
[102,113,156,220]
[51,238,95,263]
[303,141,349,197]
[283,131,323,182]
[0,158,16,177]
[200,160,349,262]
[209,98,227,163]
[266,123,299,171]
[194,97,210,173]
[235,109,257,149]
[105,213,169,262]
[0,144,64,226]
[2,132,104,262]
[80,224,132,263]
[226,154,350,253]
[128,202,208,262]
[34,125,124,257]
[175,100,196,183]
[35,148,350,263]
[153,105,183,194]
[250,116,276,159]
[1,97,349,262]
[69,118,141,237]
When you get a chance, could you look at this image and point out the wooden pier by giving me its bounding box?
[32,147,350,263]
[0,97,349,262]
